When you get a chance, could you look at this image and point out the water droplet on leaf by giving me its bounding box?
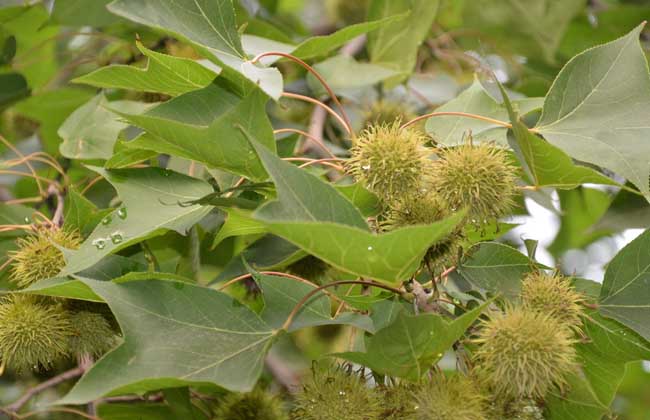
[101,215,112,225]
[117,207,127,219]
[110,231,123,244]
[92,238,106,250]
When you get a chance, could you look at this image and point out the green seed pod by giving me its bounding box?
[413,374,487,420]
[10,228,81,289]
[382,194,461,269]
[431,142,518,223]
[0,295,72,372]
[292,365,383,420]
[362,100,417,130]
[473,306,577,399]
[68,311,119,358]
[490,397,545,420]
[347,122,432,202]
[520,271,584,331]
[215,388,288,420]
[326,0,369,25]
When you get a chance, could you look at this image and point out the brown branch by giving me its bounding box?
[265,353,301,392]
[5,366,85,413]
[48,184,65,228]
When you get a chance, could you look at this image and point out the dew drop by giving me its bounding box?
[436,353,443,358]
[23,216,31,224]
[92,238,107,250]
[110,231,123,244]
[338,391,346,396]
[367,246,373,251]
[117,207,127,219]
[361,164,371,171]
[101,215,112,225]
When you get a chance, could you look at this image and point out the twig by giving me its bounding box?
[18,407,99,420]
[305,105,328,157]
[48,184,65,228]
[265,353,301,392]
[5,366,85,413]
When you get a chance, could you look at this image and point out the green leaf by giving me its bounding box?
[546,373,609,420]
[61,167,213,275]
[98,403,178,420]
[579,310,650,407]
[462,0,586,64]
[58,94,153,160]
[290,14,407,60]
[265,212,465,285]
[63,187,111,237]
[51,0,123,26]
[73,42,218,96]
[536,24,650,200]
[599,228,650,341]
[12,87,94,155]
[0,73,29,109]
[58,278,278,404]
[307,55,398,98]
[456,242,536,298]
[334,183,381,217]
[105,139,158,169]
[335,301,488,380]
[22,277,103,302]
[0,203,33,238]
[499,82,621,190]
[120,85,274,180]
[425,78,543,146]
[248,135,367,228]
[367,0,440,84]
[548,188,612,257]
[593,186,650,232]
[253,270,374,333]
[212,208,267,248]
[107,0,283,99]
[213,235,303,284]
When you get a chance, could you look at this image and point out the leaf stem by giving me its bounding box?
[281,280,403,331]
[401,111,514,131]
[282,92,351,136]
[250,52,353,136]
[274,128,337,159]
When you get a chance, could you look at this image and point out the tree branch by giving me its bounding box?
[6,366,85,414]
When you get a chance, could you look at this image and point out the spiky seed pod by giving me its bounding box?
[347,122,432,202]
[286,256,331,284]
[520,271,585,331]
[10,228,81,289]
[473,306,578,399]
[381,194,462,269]
[292,365,383,420]
[68,311,119,358]
[362,100,417,130]
[431,142,518,223]
[413,374,487,420]
[378,383,419,420]
[326,0,369,25]
[0,295,72,372]
[215,388,288,420]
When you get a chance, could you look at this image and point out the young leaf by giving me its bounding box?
[73,42,218,96]
[599,228,650,340]
[58,278,278,404]
[536,24,650,200]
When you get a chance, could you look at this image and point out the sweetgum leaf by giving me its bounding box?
[536,24,650,200]
[73,42,218,96]
[58,278,278,404]
[335,301,488,380]
[107,0,283,99]
[118,85,275,180]
[599,228,650,340]
[61,167,213,275]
